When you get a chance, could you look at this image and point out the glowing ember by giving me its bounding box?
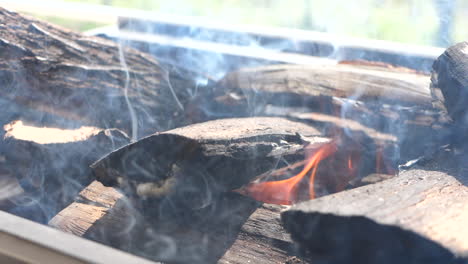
[3,120,101,144]
[235,141,338,205]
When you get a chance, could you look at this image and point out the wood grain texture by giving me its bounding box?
[217,63,432,107]
[50,181,304,263]
[49,181,123,237]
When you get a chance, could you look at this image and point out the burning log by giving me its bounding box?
[91,117,328,217]
[0,7,197,138]
[192,62,447,162]
[0,120,129,222]
[281,150,468,263]
[50,116,399,263]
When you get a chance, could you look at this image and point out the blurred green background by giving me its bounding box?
[31,0,468,47]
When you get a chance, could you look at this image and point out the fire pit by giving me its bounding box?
[0,5,467,264]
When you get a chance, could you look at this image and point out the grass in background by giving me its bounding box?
[40,0,467,46]
[27,14,107,32]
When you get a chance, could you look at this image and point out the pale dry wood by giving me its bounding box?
[217,63,432,107]
[49,181,122,237]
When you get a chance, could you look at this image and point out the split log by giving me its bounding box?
[190,62,447,162]
[0,7,198,138]
[431,41,468,147]
[281,150,468,263]
[50,180,305,263]
[91,117,328,218]
[0,120,129,223]
[193,63,436,126]
[213,63,432,110]
[50,116,407,263]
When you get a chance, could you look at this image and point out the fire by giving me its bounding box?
[235,141,338,205]
[236,133,396,205]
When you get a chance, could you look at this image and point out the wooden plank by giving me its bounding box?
[282,150,468,262]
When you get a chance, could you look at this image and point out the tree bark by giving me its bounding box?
[431,41,468,147]
[0,7,197,139]
[91,117,329,216]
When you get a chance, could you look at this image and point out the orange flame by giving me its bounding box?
[347,156,353,171]
[236,141,338,205]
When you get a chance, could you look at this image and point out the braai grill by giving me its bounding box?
[0,3,466,264]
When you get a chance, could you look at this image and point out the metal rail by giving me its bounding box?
[3,0,444,72]
[0,210,158,264]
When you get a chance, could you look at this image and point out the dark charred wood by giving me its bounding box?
[431,41,468,148]
[0,7,198,138]
[281,211,462,264]
[281,149,468,262]
[0,121,129,223]
[91,117,327,219]
[50,181,305,264]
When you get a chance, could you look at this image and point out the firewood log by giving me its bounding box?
[0,7,198,138]
[0,120,129,222]
[281,150,468,263]
[430,41,468,147]
[190,63,448,162]
[212,63,432,111]
[91,117,328,219]
[50,180,305,264]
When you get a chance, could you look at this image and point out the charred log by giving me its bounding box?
[281,212,461,264]
[431,41,468,148]
[0,7,198,138]
[0,121,129,222]
[281,149,468,262]
[91,117,328,219]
